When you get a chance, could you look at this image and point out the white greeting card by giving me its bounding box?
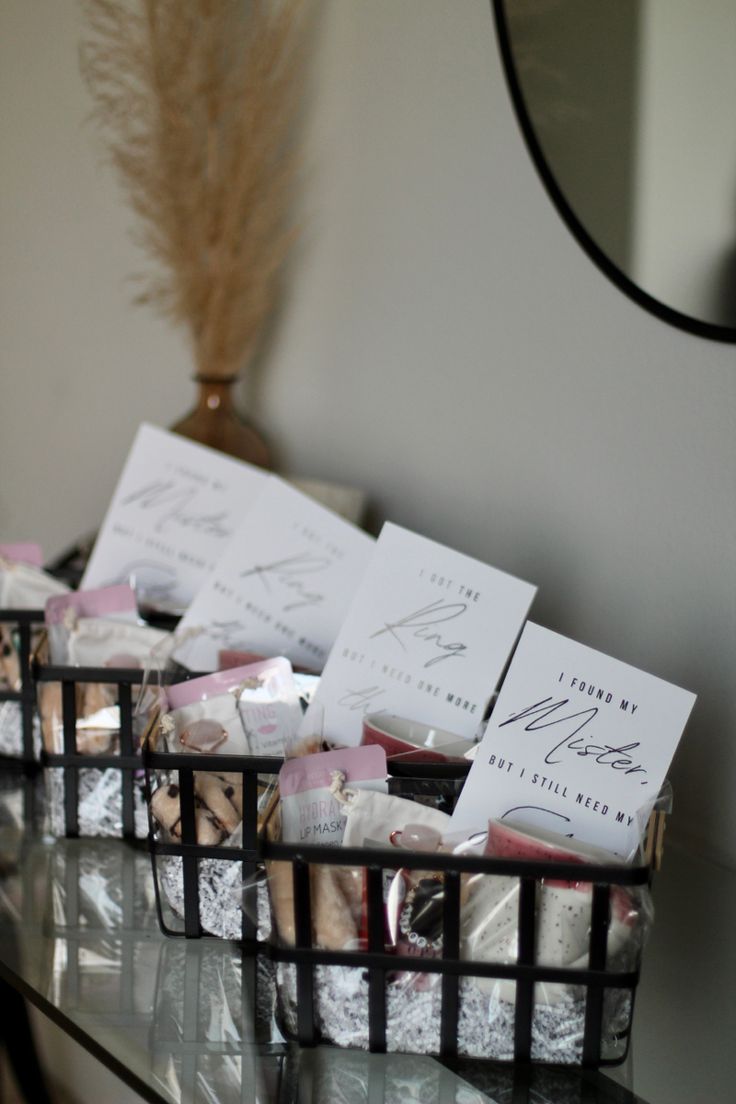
[299,522,537,746]
[81,423,267,612]
[451,622,696,855]
[173,476,375,671]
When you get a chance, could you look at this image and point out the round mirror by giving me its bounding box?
[494,0,736,342]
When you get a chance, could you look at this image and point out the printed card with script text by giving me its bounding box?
[299,522,537,746]
[174,476,375,671]
[82,424,267,612]
[451,622,696,855]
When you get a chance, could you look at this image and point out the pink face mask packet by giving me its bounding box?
[279,745,388,846]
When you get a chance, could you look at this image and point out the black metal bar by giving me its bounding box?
[36,663,146,685]
[241,770,259,942]
[267,943,639,988]
[582,883,611,1067]
[17,618,35,762]
[292,858,315,1046]
[262,840,650,886]
[178,769,200,938]
[146,749,286,775]
[118,682,135,839]
[366,864,386,1052]
[514,877,536,1061]
[43,752,143,769]
[61,679,79,837]
[440,869,461,1060]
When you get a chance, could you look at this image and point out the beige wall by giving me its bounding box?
[1,0,735,864]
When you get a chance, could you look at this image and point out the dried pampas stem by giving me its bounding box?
[81,0,304,382]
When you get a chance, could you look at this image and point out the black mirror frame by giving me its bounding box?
[492,0,736,344]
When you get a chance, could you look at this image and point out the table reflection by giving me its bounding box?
[0,776,642,1104]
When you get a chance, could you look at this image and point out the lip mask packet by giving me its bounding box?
[235,658,303,756]
[279,745,388,846]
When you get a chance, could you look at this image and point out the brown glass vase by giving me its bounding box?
[171,376,273,469]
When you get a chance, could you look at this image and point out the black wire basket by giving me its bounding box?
[145,742,653,1069]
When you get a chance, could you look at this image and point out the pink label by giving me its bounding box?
[45,584,138,625]
[166,656,293,710]
[0,543,43,567]
[279,744,387,798]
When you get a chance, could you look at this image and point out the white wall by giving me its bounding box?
[1,0,735,867]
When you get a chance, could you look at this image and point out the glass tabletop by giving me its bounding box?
[0,774,655,1104]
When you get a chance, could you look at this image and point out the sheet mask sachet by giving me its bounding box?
[163,658,302,758]
[279,745,388,846]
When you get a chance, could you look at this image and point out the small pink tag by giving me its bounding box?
[0,543,44,568]
[166,657,293,710]
[45,584,138,625]
[279,744,387,798]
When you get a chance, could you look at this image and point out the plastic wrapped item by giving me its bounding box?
[264,776,654,1067]
[160,659,303,758]
[40,585,171,756]
[37,585,174,838]
[147,658,302,937]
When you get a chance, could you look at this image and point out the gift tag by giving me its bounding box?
[174,476,374,671]
[451,622,696,855]
[81,423,267,613]
[299,523,536,747]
